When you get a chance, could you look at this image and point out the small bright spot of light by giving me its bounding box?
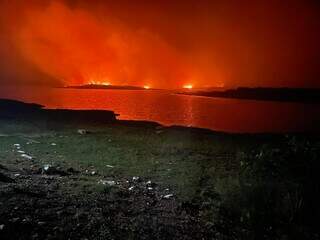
[183,84,193,89]
[144,85,151,89]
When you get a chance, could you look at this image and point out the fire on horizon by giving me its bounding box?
[0,0,319,89]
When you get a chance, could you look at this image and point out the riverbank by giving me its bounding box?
[0,99,319,239]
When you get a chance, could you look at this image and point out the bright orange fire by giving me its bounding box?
[88,80,110,86]
[143,85,151,89]
[183,84,193,89]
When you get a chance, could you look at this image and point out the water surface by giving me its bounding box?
[1,87,319,133]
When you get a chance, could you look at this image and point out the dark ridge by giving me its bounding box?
[179,87,320,103]
[0,98,43,111]
[0,98,117,124]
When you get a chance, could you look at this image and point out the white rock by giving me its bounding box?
[163,194,174,199]
[106,165,114,168]
[106,181,116,186]
[0,224,4,230]
[14,174,21,177]
[128,186,135,191]
[132,176,140,181]
[51,143,57,146]
[20,154,33,160]
[98,180,115,186]
[13,144,20,147]
[43,164,51,171]
[91,171,96,175]
[147,187,153,190]
[77,129,87,135]
[146,180,152,185]
[17,150,25,154]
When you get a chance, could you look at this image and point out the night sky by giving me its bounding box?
[0,0,319,89]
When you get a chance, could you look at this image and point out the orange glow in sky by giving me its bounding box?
[143,85,151,89]
[0,1,319,89]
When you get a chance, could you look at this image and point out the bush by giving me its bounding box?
[235,136,320,239]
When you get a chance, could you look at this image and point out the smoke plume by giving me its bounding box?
[0,0,319,88]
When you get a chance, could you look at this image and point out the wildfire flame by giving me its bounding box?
[88,80,110,86]
[183,84,193,89]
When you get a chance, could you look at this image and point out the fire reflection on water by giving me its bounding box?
[1,87,320,133]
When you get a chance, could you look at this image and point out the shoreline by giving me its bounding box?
[1,98,318,135]
[178,87,320,104]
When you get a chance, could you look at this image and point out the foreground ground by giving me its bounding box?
[0,100,319,239]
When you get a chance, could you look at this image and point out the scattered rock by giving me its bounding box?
[0,224,4,230]
[17,150,25,154]
[22,217,30,223]
[13,144,21,150]
[106,165,114,168]
[77,129,88,135]
[37,221,46,226]
[51,143,57,146]
[0,164,209,240]
[20,154,33,160]
[146,180,157,188]
[98,180,115,186]
[41,165,70,176]
[163,194,174,199]
[43,164,52,172]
